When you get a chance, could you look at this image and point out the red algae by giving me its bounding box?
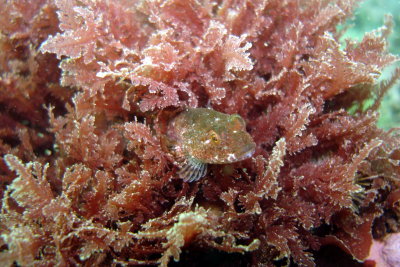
[0,0,400,266]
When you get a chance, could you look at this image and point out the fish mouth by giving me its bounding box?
[236,142,256,161]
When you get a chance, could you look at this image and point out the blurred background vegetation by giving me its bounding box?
[340,0,400,129]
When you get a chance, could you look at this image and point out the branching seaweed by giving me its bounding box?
[1,0,399,266]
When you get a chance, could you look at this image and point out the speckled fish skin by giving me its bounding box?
[168,108,256,180]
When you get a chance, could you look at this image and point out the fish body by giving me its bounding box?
[167,108,256,182]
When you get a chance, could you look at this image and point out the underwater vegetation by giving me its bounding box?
[342,0,400,130]
[0,0,400,266]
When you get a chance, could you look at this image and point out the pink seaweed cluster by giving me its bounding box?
[0,0,400,266]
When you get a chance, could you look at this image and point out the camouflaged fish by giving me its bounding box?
[167,108,256,182]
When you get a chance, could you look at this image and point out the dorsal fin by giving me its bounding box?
[178,156,207,182]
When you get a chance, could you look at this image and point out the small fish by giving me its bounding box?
[167,108,256,182]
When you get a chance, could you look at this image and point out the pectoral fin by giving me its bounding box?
[178,156,207,182]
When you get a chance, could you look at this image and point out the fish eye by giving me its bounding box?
[208,130,220,143]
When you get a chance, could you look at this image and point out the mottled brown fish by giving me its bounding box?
[167,108,256,182]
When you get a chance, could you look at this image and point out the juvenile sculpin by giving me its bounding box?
[167,108,256,182]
